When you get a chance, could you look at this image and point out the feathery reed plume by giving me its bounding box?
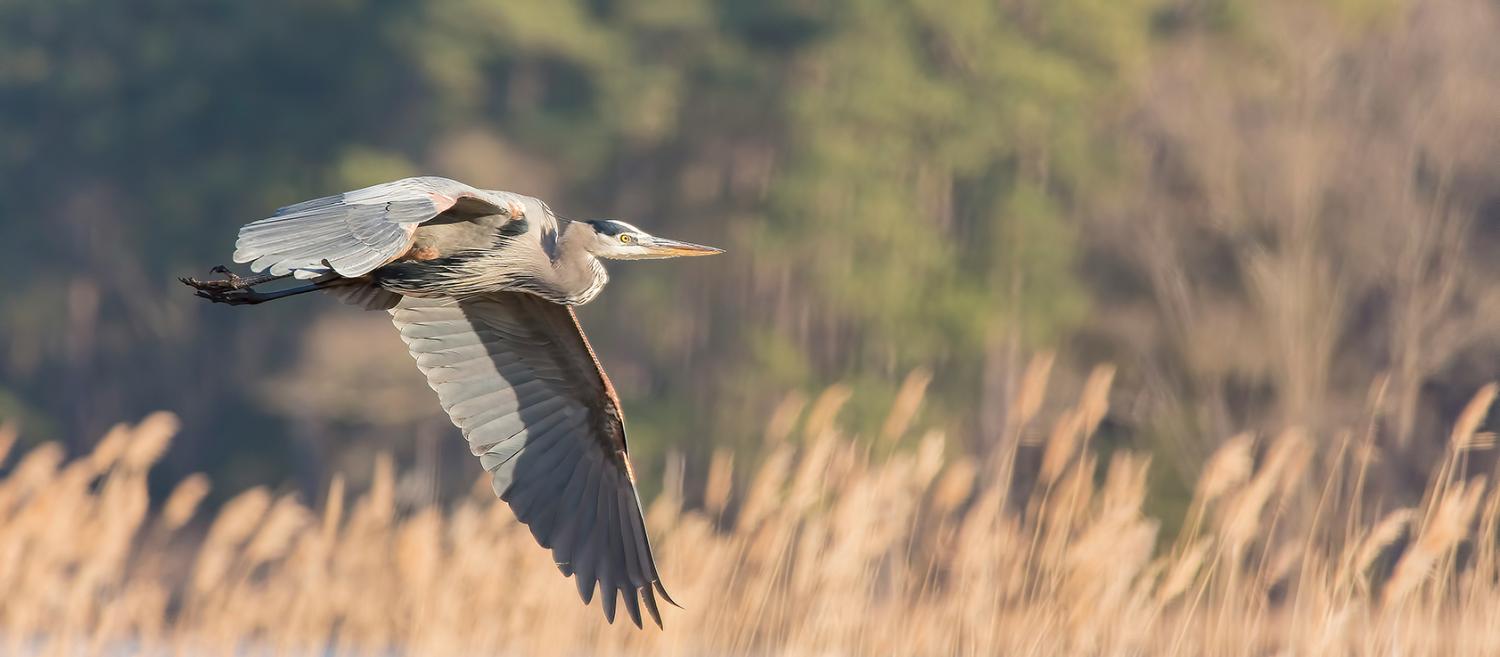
[322,474,345,545]
[363,452,396,526]
[737,445,792,531]
[1196,433,1254,505]
[913,430,946,488]
[1179,432,1252,547]
[161,474,211,531]
[1449,383,1496,451]
[122,411,178,470]
[6,442,64,494]
[704,449,734,518]
[1217,430,1306,551]
[1352,508,1413,580]
[804,384,852,439]
[395,508,441,591]
[789,428,839,511]
[88,424,130,471]
[192,486,271,592]
[1157,539,1212,605]
[931,458,976,514]
[880,368,932,445]
[1101,451,1152,520]
[1039,410,1082,486]
[1384,478,1487,609]
[1077,365,1116,438]
[1420,384,1497,533]
[764,392,806,447]
[243,495,310,565]
[0,421,16,466]
[1012,352,1055,430]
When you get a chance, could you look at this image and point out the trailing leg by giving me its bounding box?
[180,266,335,306]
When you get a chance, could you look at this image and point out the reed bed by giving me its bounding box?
[0,361,1497,656]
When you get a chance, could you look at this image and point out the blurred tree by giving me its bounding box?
[1087,0,1500,491]
[732,0,1156,456]
[1,0,1496,511]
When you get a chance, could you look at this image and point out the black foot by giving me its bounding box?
[180,266,265,305]
[180,265,245,290]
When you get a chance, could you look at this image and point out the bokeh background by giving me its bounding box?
[4,0,1500,516]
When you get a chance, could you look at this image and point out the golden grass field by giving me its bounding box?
[1,359,1497,656]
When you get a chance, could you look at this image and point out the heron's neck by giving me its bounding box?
[550,223,609,305]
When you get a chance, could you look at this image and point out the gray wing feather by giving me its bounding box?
[550,455,594,566]
[615,489,645,626]
[389,292,674,628]
[234,176,518,278]
[594,474,619,621]
[568,454,605,598]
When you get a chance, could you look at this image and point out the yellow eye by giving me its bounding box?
[619,234,634,244]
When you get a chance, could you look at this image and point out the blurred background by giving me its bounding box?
[3,0,1499,515]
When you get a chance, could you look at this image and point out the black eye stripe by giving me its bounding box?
[589,219,627,236]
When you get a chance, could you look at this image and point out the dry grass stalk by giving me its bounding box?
[0,370,1498,656]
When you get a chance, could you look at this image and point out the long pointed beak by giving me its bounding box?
[645,238,724,257]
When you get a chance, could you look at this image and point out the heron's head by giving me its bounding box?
[583,220,723,260]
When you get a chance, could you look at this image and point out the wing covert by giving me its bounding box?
[234,176,521,278]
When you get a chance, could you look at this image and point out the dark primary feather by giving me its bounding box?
[389,292,674,628]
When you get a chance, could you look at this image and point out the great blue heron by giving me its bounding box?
[181,176,721,628]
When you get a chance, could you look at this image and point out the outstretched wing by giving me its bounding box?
[389,292,676,628]
[234,176,522,278]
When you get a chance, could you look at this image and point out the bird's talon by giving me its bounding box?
[181,266,250,294]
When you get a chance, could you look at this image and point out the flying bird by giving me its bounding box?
[182,176,721,628]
